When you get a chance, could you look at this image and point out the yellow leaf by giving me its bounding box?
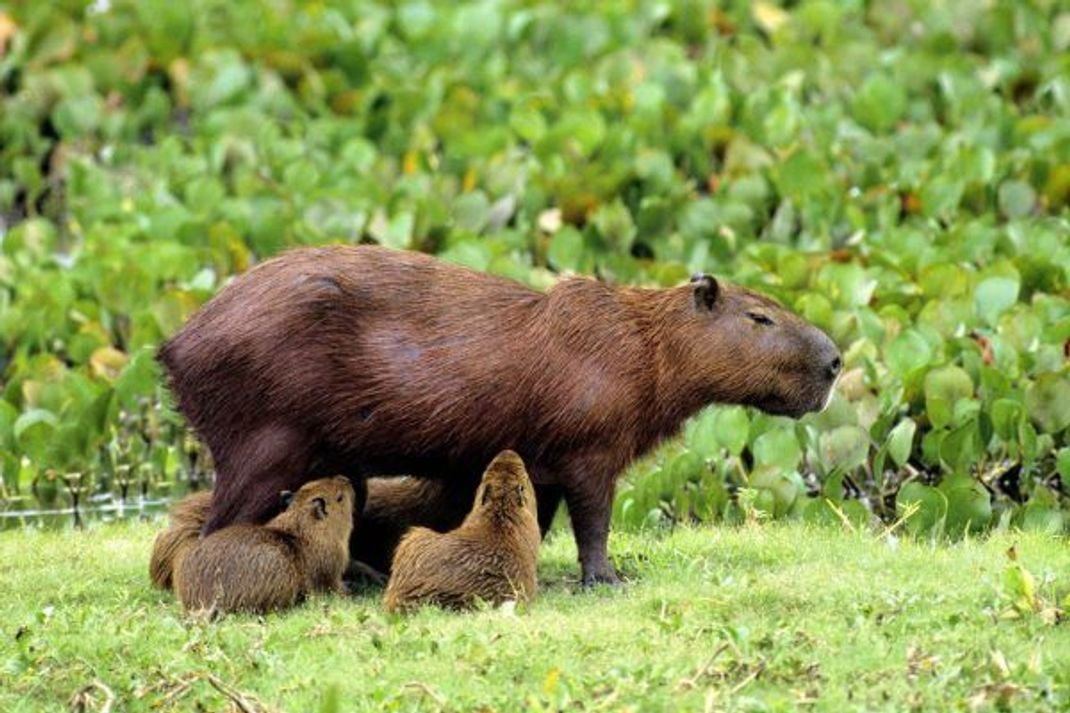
[463,167,478,192]
[752,1,789,35]
[90,347,129,380]
[168,58,191,107]
[0,13,16,56]
[542,667,560,696]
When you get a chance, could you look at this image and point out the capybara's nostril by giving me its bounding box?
[826,355,842,380]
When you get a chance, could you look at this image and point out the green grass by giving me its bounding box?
[1,523,1067,712]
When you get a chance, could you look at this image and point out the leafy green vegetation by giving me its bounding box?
[1,522,1067,711]
[0,0,1067,536]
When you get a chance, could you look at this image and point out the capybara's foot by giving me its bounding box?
[343,559,388,591]
[581,564,622,588]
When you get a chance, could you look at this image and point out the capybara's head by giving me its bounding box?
[473,450,537,520]
[677,274,841,418]
[278,476,355,537]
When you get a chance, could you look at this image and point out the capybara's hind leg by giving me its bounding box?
[202,423,313,535]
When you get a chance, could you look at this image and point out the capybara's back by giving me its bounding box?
[175,525,303,613]
[384,451,541,612]
[149,491,213,590]
[173,477,354,615]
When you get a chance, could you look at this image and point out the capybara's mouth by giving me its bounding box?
[755,382,835,419]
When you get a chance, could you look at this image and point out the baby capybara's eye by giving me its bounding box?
[747,312,775,326]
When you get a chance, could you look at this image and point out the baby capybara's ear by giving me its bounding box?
[280,490,294,508]
[514,484,526,507]
[311,496,327,520]
[332,476,352,503]
[690,273,719,311]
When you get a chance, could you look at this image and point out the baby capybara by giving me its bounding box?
[384,451,540,612]
[149,490,212,590]
[174,476,354,614]
[159,245,840,584]
[149,478,436,588]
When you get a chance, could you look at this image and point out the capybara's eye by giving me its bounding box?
[747,312,774,326]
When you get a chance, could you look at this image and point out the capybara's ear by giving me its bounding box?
[480,484,493,506]
[311,496,328,520]
[280,490,294,508]
[690,273,719,311]
[515,483,526,507]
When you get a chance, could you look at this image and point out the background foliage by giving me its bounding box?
[0,0,1067,536]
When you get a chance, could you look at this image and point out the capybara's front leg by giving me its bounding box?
[202,423,313,535]
[563,479,619,586]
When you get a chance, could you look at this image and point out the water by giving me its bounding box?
[0,492,180,531]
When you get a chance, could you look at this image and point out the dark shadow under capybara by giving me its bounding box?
[159,245,840,584]
[384,450,540,612]
[173,476,353,614]
[349,476,463,576]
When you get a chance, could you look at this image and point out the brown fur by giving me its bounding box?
[149,490,213,590]
[159,245,839,584]
[384,451,540,612]
[173,477,354,614]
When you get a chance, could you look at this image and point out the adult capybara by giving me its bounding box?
[159,245,840,584]
[173,476,353,614]
[149,490,212,590]
[384,450,540,612]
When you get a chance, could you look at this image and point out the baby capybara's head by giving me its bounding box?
[677,275,841,418]
[278,476,355,538]
[472,450,537,521]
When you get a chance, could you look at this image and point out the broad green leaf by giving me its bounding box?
[991,398,1023,441]
[752,428,802,472]
[114,348,161,409]
[1024,372,1070,434]
[454,192,491,234]
[1058,448,1070,491]
[819,426,870,472]
[924,366,973,429]
[715,407,750,456]
[547,227,585,273]
[896,482,947,536]
[997,180,1036,219]
[974,277,1020,327]
[749,465,800,517]
[885,330,932,376]
[938,474,991,535]
[852,74,907,133]
[0,400,18,451]
[1017,503,1065,535]
[14,409,59,463]
[886,418,916,468]
[939,420,979,473]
